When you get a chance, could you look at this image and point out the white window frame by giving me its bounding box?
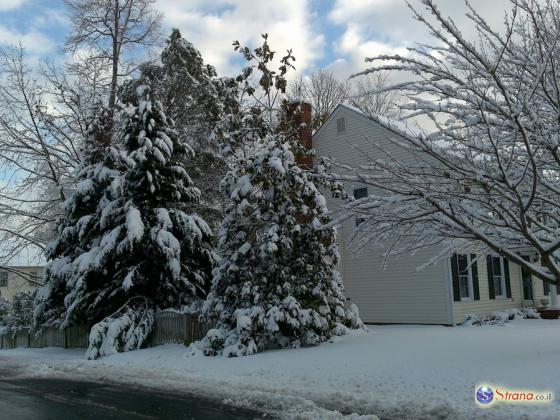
[491,257,507,299]
[457,254,474,301]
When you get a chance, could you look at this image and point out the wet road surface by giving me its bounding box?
[0,376,264,420]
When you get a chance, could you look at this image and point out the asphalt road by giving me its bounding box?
[0,376,264,420]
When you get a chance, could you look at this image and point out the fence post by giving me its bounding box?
[64,327,68,349]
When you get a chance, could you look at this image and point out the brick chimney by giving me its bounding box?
[286,100,313,169]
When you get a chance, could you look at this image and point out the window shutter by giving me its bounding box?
[486,255,495,299]
[450,254,460,301]
[504,258,512,298]
[543,281,549,296]
[471,254,480,300]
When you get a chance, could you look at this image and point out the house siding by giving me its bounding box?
[0,266,43,302]
[314,105,451,325]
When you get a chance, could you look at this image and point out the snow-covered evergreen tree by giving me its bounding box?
[0,295,10,325]
[36,87,216,359]
[34,111,126,328]
[121,29,237,228]
[197,35,363,357]
[3,291,34,334]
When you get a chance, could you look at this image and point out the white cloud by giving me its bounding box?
[328,0,513,79]
[33,9,70,28]
[155,0,324,78]
[0,0,27,11]
[0,25,55,54]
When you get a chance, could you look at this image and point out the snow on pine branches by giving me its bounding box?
[195,35,364,357]
[34,137,127,329]
[36,86,216,359]
[86,296,154,360]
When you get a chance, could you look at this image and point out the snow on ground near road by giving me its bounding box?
[1,320,559,419]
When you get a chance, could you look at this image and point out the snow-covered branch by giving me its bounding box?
[328,0,560,285]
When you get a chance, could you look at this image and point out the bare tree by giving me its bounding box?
[0,46,86,271]
[64,0,162,112]
[288,69,350,129]
[326,0,560,290]
[0,0,163,270]
[351,72,402,119]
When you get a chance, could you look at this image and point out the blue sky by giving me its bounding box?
[1,0,512,79]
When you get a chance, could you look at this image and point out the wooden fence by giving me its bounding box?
[0,311,214,350]
[148,311,215,347]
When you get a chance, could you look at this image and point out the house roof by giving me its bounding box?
[313,103,425,141]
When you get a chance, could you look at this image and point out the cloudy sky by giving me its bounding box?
[1,0,512,79]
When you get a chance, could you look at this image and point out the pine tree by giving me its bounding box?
[0,295,10,325]
[4,291,35,334]
[197,35,363,357]
[34,109,126,328]
[121,29,236,228]
[84,87,216,359]
[112,85,216,305]
[36,87,216,359]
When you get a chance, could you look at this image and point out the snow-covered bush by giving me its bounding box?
[196,36,364,357]
[462,308,541,327]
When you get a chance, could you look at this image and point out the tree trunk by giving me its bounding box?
[108,0,120,112]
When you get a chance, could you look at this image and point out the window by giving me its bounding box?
[520,255,533,301]
[487,256,511,299]
[451,253,479,301]
[457,255,473,299]
[336,117,346,133]
[353,187,367,226]
[491,257,506,297]
[0,271,8,287]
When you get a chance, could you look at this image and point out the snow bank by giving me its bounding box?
[1,320,559,419]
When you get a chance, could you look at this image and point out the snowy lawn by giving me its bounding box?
[1,320,559,419]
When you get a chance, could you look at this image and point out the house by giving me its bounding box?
[0,266,44,303]
[312,103,552,325]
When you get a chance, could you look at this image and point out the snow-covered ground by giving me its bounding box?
[1,320,559,419]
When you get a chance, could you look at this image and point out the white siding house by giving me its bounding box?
[313,104,549,325]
